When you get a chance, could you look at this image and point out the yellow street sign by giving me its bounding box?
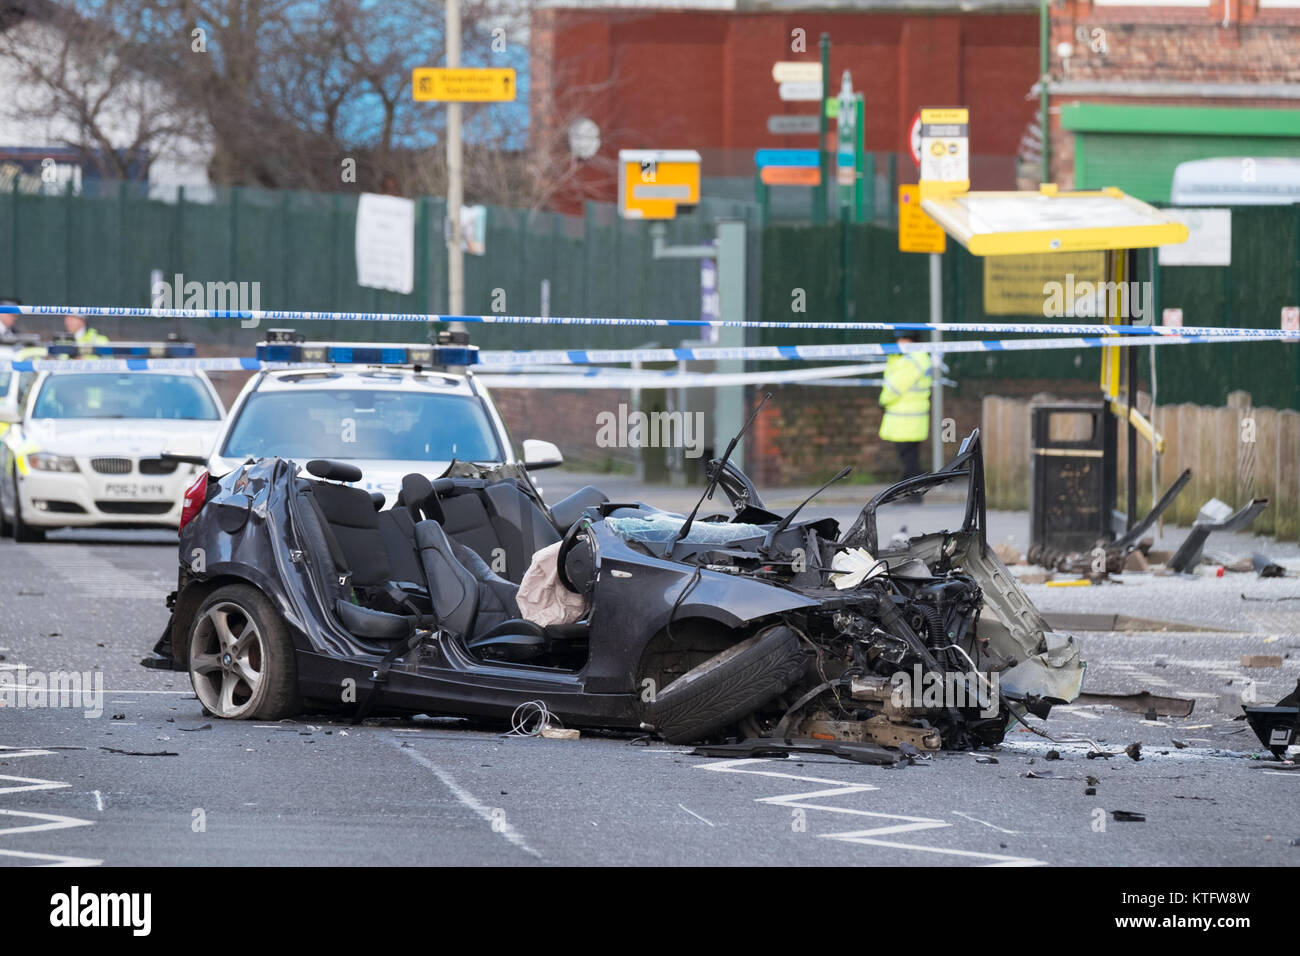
[919,107,969,125]
[618,150,701,220]
[898,184,946,254]
[412,68,517,102]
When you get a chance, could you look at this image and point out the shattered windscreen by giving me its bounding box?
[606,513,770,545]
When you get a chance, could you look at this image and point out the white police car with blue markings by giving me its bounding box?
[0,341,225,541]
[205,332,564,504]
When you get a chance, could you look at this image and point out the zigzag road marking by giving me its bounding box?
[0,746,101,866]
[696,758,1047,867]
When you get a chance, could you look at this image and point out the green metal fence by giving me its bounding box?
[756,205,1300,411]
[3,179,1297,412]
[0,180,761,353]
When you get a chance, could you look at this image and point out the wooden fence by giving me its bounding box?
[982,392,1300,541]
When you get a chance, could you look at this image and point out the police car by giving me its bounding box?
[0,342,226,541]
[206,333,563,502]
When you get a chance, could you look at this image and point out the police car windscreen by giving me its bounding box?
[32,373,221,420]
[221,390,503,462]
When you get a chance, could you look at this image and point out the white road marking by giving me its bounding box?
[93,790,104,811]
[0,744,102,866]
[678,804,714,826]
[696,758,1046,866]
[0,747,57,759]
[951,810,1019,834]
[0,775,69,796]
[0,848,102,866]
[0,807,92,837]
[390,737,541,859]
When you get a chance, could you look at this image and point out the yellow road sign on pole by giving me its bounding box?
[412,68,517,102]
[898,185,946,254]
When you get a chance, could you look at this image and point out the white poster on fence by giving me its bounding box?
[1158,208,1231,267]
[356,193,415,294]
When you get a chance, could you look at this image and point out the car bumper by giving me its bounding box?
[18,468,197,528]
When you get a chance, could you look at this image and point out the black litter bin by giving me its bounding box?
[1030,401,1116,556]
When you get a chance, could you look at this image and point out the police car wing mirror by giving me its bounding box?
[0,407,20,424]
[522,439,563,471]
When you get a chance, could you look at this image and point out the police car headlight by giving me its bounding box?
[28,453,80,473]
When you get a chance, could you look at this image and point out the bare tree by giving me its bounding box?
[0,0,645,210]
[0,0,209,182]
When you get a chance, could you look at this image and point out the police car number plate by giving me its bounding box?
[102,481,167,498]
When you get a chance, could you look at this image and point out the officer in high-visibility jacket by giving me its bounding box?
[64,313,109,346]
[878,334,932,484]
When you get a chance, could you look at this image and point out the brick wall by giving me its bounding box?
[1052,3,1300,85]
[490,386,639,471]
[494,379,1099,486]
[748,378,1098,487]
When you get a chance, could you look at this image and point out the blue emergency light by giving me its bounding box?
[46,341,198,358]
[255,340,479,367]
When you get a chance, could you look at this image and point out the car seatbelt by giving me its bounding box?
[351,628,427,725]
[303,489,352,592]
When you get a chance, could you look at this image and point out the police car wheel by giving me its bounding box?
[188,584,299,720]
[11,476,44,542]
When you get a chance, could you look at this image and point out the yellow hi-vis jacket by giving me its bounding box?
[73,326,109,346]
[878,352,932,442]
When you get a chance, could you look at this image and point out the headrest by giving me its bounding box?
[306,459,363,483]
[400,472,444,524]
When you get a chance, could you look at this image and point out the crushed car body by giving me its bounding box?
[142,428,1084,751]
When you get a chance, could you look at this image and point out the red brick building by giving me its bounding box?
[1046,0,1300,199]
[530,1,1043,213]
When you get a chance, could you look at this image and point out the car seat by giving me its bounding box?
[414,519,587,665]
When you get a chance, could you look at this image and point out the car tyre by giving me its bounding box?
[12,476,44,542]
[188,584,300,720]
[647,625,807,744]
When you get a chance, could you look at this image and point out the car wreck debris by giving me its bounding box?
[142,418,1083,754]
[1243,680,1300,759]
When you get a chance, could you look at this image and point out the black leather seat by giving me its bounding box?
[296,465,426,638]
[385,472,571,585]
[413,519,587,665]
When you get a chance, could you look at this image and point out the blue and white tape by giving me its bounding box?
[7,330,1274,376]
[479,363,888,389]
[4,304,1299,340]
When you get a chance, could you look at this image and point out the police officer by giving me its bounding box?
[878,333,932,486]
[63,313,109,346]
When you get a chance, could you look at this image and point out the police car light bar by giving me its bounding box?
[46,341,198,358]
[255,340,480,367]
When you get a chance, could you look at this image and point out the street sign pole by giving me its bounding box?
[446,0,465,327]
[930,252,944,473]
[854,95,866,223]
[814,33,830,224]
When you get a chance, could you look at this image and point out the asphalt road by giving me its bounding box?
[1,471,1298,867]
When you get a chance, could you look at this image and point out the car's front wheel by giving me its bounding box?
[188,584,300,720]
[646,625,808,744]
[11,476,44,542]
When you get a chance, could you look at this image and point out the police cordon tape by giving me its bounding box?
[4,303,1300,340]
[5,332,1272,380]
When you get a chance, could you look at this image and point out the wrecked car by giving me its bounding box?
[142,426,1084,751]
